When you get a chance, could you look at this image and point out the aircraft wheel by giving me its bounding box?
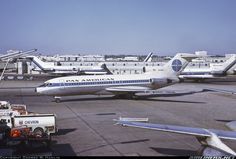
[131,95,139,100]
[54,97,61,103]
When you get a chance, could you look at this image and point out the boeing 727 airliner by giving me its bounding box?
[27,56,112,75]
[36,53,199,102]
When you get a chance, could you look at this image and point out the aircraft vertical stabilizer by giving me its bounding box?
[163,53,200,77]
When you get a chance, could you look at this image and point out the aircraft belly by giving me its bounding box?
[61,86,102,95]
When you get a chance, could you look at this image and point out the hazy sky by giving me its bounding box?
[0,0,236,55]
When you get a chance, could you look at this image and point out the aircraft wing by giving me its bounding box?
[117,121,236,140]
[106,86,205,97]
[203,87,236,95]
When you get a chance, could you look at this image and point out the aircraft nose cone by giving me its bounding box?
[35,87,42,94]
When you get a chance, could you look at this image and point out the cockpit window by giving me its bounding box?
[39,83,51,87]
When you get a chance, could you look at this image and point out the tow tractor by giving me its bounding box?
[0,101,28,116]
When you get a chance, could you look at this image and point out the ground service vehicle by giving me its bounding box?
[0,114,57,147]
[0,101,28,116]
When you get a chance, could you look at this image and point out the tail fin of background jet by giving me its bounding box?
[163,53,200,77]
[211,54,236,75]
[98,63,113,74]
[143,52,153,62]
[27,56,52,71]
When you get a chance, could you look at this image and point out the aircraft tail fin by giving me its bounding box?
[163,53,200,77]
[211,54,236,75]
[144,52,153,62]
[27,56,50,71]
[97,63,113,74]
[222,54,236,73]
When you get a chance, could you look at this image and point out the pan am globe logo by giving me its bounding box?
[171,59,182,72]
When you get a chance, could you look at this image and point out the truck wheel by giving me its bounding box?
[33,127,44,137]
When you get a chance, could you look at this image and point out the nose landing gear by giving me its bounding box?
[54,96,61,103]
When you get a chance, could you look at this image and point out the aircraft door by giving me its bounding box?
[59,79,65,89]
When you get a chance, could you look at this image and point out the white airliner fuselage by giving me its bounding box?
[36,53,200,100]
[179,54,236,80]
[27,56,111,75]
[36,73,178,96]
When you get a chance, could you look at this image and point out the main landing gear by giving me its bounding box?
[114,94,138,100]
[54,96,61,103]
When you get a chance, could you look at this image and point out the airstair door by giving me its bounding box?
[59,79,65,89]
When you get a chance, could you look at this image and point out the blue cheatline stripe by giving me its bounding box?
[43,79,151,88]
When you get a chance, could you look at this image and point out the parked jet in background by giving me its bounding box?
[36,53,200,102]
[27,56,112,75]
[116,119,236,156]
[179,54,236,82]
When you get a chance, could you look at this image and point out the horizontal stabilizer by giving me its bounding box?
[203,87,236,95]
[180,54,203,62]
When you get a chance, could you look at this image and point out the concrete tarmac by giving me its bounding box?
[0,80,236,156]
